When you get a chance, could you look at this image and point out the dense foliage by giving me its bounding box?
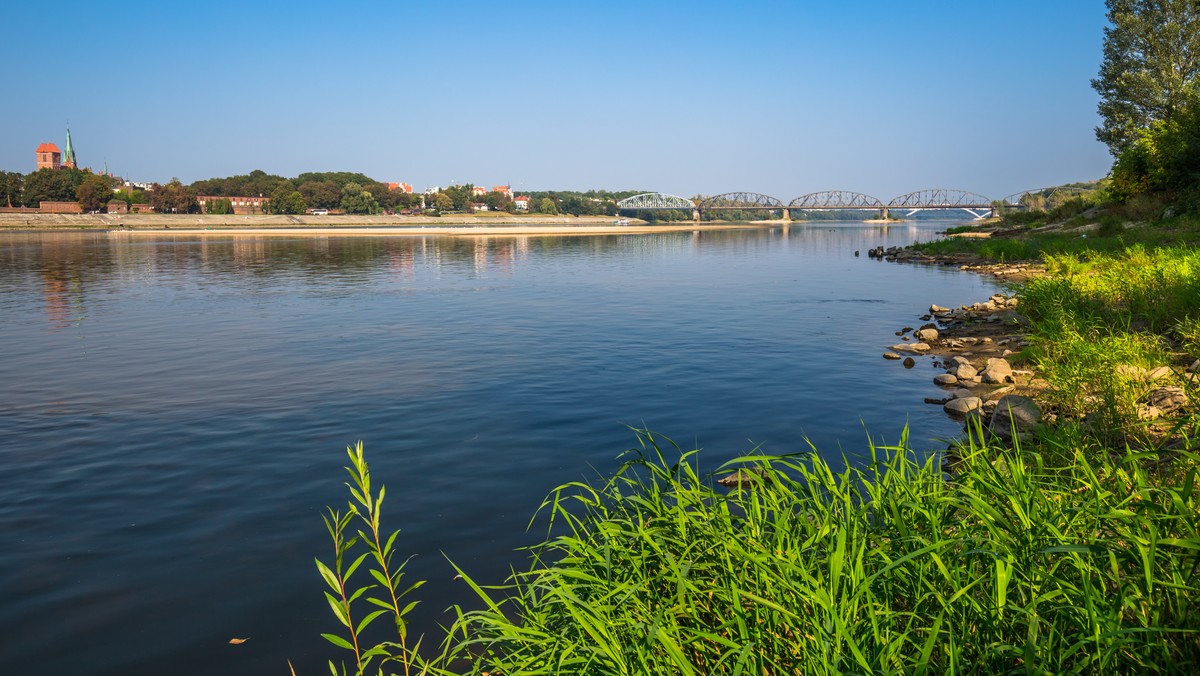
[1093,0,1200,156]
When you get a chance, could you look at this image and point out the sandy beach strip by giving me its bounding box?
[100,223,766,237]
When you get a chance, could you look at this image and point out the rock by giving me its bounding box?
[1148,366,1173,381]
[981,358,1014,384]
[915,328,939,342]
[909,342,931,352]
[1147,386,1188,414]
[716,468,770,488]
[925,397,950,405]
[951,356,972,366]
[1189,359,1200,373]
[949,363,978,380]
[903,357,916,368]
[883,352,902,360]
[930,304,949,313]
[944,397,983,416]
[989,395,1042,440]
[1137,404,1162,421]
[951,388,976,399]
[934,374,958,386]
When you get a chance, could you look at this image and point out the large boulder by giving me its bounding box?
[933,374,958,386]
[949,363,978,380]
[944,397,983,416]
[915,328,939,342]
[989,395,1042,440]
[981,358,1014,384]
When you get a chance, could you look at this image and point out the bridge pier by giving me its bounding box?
[782,208,790,221]
[693,209,701,222]
[880,207,889,220]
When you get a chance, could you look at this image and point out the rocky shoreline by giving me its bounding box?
[884,289,1046,441]
[883,253,1197,450]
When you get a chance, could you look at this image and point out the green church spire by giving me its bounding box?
[63,128,77,168]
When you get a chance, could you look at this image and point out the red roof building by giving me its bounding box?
[36,143,62,171]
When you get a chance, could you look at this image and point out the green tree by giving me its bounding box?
[0,171,22,207]
[340,182,380,214]
[433,192,453,212]
[268,183,308,214]
[536,197,558,215]
[150,179,199,214]
[22,167,85,207]
[76,174,115,212]
[205,197,234,214]
[1093,0,1200,155]
[298,180,341,209]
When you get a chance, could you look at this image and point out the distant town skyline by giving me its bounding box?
[2,1,1113,198]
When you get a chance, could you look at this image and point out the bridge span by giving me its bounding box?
[617,188,1051,221]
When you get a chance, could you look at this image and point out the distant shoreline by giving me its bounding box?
[0,212,901,236]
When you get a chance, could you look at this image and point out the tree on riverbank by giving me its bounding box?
[1093,0,1200,156]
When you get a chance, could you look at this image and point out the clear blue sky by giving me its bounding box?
[1,1,1112,200]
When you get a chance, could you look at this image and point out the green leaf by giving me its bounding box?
[321,633,355,651]
[324,592,350,627]
[315,558,341,593]
[356,609,388,635]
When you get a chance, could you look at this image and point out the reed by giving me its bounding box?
[435,429,1200,673]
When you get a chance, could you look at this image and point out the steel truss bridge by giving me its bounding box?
[617,188,1059,221]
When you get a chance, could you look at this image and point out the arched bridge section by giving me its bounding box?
[887,189,994,209]
[698,192,785,210]
[789,190,884,209]
[617,193,695,210]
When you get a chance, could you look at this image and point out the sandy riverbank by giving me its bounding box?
[0,213,778,236]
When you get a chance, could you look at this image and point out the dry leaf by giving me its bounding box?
[288,659,297,676]
[228,637,249,645]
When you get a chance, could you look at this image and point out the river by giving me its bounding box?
[0,224,999,674]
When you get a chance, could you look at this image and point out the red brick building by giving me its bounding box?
[36,143,62,171]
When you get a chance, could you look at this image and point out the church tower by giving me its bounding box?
[62,128,77,169]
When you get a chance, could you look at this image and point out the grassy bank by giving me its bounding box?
[313,219,1200,674]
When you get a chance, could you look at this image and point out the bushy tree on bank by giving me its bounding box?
[1094,0,1200,212]
[21,168,85,207]
[76,174,116,212]
[1,171,22,207]
[150,179,199,214]
[1093,0,1200,156]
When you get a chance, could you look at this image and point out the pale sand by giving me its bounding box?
[102,223,763,237]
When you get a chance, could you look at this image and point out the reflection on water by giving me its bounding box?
[0,224,991,675]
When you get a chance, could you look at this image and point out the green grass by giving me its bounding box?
[913,213,1200,263]
[1016,246,1200,448]
[318,431,1200,674]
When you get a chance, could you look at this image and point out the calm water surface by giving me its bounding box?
[0,225,998,674]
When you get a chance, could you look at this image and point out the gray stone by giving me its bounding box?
[883,352,902,360]
[910,342,931,352]
[951,356,973,367]
[981,358,1014,384]
[903,357,916,368]
[1189,359,1200,373]
[915,328,939,342]
[1147,386,1188,414]
[951,387,976,399]
[944,397,983,416]
[989,395,1042,440]
[930,304,949,313]
[933,374,958,386]
[949,363,978,380]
